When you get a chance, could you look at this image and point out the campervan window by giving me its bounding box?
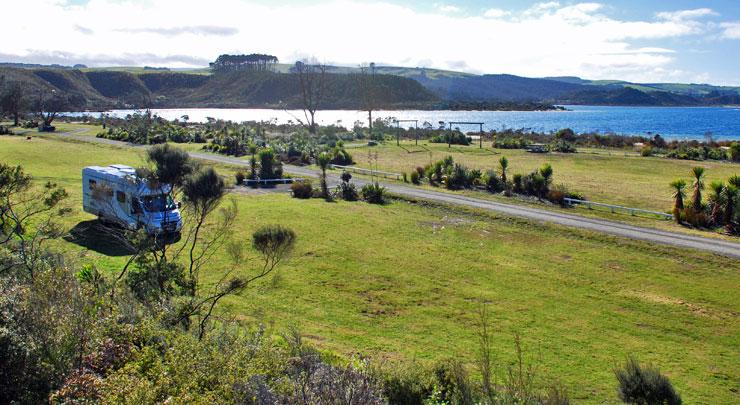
[116,191,126,203]
[88,179,96,190]
[142,195,175,212]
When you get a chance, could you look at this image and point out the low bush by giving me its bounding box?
[410,170,421,185]
[337,171,359,201]
[731,142,740,162]
[0,125,13,135]
[430,131,471,146]
[234,171,246,185]
[290,181,313,199]
[551,140,577,153]
[21,120,38,129]
[361,183,387,204]
[615,357,682,405]
[485,170,505,193]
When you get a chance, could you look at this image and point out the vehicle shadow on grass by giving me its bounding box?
[65,220,136,257]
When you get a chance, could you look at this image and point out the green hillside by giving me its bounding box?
[0,67,438,110]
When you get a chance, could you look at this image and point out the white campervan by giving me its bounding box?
[82,164,183,234]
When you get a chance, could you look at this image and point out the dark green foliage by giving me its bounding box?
[551,140,577,153]
[446,163,479,190]
[410,170,421,185]
[513,173,524,193]
[235,171,246,185]
[485,170,505,193]
[291,181,313,199]
[144,143,193,189]
[328,145,354,165]
[615,357,682,405]
[730,143,740,162]
[555,128,577,142]
[430,131,471,145]
[337,171,359,201]
[361,183,387,204]
[258,148,283,180]
[252,225,297,259]
[493,137,531,149]
[183,168,226,212]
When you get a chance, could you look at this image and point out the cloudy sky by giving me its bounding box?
[3,0,740,84]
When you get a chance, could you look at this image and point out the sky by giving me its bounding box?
[3,0,740,85]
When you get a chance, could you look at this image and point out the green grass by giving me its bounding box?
[1,135,738,403]
[352,140,739,212]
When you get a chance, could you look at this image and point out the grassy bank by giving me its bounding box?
[351,141,739,212]
[0,135,738,403]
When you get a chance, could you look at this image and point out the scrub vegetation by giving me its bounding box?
[0,135,737,403]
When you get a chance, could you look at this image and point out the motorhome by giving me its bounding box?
[82,164,183,234]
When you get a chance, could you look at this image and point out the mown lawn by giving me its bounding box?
[1,135,738,403]
[351,141,740,212]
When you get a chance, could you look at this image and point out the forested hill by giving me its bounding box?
[0,67,439,110]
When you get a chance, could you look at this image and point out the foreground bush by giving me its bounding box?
[291,181,313,199]
[615,357,681,405]
[362,183,387,204]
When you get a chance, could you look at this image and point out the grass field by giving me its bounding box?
[351,141,739,213]
[0,135,738,403]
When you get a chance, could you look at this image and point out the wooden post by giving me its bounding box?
[479,123,483,149]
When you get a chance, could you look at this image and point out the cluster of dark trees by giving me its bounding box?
[209,53,279,72]
[0,75,70,129]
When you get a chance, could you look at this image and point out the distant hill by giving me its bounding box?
[3,62,738,109]
[0,67,438,110]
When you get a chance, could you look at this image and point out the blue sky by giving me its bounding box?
[4,1,740,85]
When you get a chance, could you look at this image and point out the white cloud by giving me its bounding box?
[0,0,730,82]
[435,4,460,13]
[483,8,508,19]
[720,22,740,39]
[657,8,717,21]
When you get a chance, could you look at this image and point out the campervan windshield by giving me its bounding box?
[142,194,176,212]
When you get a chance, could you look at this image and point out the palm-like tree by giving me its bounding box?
[722,184,738,233]
[669,179,687,223]
[499,156,508,184]
[690,167,705,213]
[317,152,331,200]
[707,181,725,226]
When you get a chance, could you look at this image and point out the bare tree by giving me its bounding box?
[294,60,327,134]
[359,62,378,131]
[33,89,69,130]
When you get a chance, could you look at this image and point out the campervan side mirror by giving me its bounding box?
[177,201,182,209]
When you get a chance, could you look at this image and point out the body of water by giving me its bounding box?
[84,105,740,141]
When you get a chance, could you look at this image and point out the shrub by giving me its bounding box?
[234,171,246,185]
[730,143,740,162]
[337,172,359,201]
[410,170,421,185]
[512,173,524,193]
[0,125,12,135]
[415,166,425,179]
[361,183,387,204]
[551,140,577,153]
[446,164,473,190]
[402,172,408,183]
[485,170,505,193]
[258,148,283,180]
[640,146,654,157]
[290,181,313,199]
[615,357,681,405]
[430,131,471,146]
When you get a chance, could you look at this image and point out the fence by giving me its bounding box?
[329,164,402,180]
[243,178,304,186]
[564,198,673,220]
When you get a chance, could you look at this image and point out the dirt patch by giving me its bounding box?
[623,290,734,320]
[419,215,477,233]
